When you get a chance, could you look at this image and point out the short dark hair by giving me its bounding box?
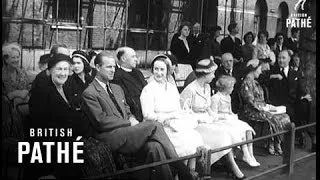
[243,31,255,43]
[209,26,222,37]
[94,51,113,66]
[258,30,269,40]
[178,21,191,34]
[275,32,285,40]
[291,27,299,34]
[228,23,237,33]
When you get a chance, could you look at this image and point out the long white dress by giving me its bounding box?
[180,81,233,164]
[140,80,204,157]
[211,92,255,144]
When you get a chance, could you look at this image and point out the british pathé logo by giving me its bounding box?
[286,0,311,28]
[294,0,306,11]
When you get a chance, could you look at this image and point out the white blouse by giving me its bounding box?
[140,80,181,123]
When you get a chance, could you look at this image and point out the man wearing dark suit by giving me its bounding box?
[268,50,313,148]
[220,23,243,63]
[211,53,245,113]
[207,26,223,66]
[286,27,300,53]
[273,32,288,62]
[112,47,147,122]
[82,52,193,180]
[188,22,209,69]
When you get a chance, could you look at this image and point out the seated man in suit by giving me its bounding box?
[220,23,243,64]
[112,47,147,122]
[211,53,245,113]
[269,50,314,149]
[82,52,194,180]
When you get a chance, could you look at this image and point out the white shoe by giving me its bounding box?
[242,157,260,167]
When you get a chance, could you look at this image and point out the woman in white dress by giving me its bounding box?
[140,55,204,175]
[180,59,246,179]
[212,75,260,167]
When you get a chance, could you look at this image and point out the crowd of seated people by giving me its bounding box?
[1,22,315,179]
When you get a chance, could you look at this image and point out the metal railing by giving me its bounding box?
[83,122,316,180]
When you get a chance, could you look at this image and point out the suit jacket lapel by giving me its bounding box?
[92,80,123,119]
[110,83,126,119]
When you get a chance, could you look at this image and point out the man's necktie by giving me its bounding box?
[226,69,231,76]
[106,84,124,118]
[281,68,286,78]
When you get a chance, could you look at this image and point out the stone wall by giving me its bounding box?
[2,0,310,69]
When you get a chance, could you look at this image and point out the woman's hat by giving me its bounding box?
[195,59,217,73]
[72,50,90,64]
[48,53,71,70]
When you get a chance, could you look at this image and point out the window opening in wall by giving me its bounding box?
[52,0,81,24]
[127,0,169,50]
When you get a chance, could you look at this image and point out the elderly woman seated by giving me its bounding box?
[29,54,93,179]
[2,42,35,138]
[180,59,248,179]
[140,54,205,177]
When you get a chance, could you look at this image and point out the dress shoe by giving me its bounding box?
[274,143,283,155]
[242,157,260,167]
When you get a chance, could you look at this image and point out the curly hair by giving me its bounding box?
[215,75,236,93]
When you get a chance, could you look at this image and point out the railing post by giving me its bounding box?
[204,149,211,179]
[195,147,211,179]
[282,122,295,178]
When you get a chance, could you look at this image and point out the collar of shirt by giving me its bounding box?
[95,78,109,93]
[229,34,236,42]
[225,68,233,75]
[291,37,298,42]
[121,66,133,72]
[282,66,289,77]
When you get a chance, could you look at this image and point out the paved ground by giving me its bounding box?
[3,136,316,180]
[210,142,316,180]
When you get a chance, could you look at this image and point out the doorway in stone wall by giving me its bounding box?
[201,0,218,33]
[276,2,289,36]
[254,0,268,34]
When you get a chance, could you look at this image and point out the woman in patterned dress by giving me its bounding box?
[240,61,291,155]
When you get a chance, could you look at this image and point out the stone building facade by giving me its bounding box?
[2,0,316,70]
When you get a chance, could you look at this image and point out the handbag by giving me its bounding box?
[80,137,117,178]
